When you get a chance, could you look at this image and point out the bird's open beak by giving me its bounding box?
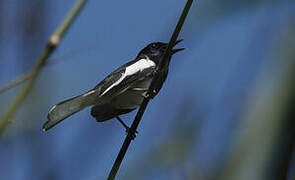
[172,39,185,54]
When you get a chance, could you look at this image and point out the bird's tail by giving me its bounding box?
[42,90,97,131]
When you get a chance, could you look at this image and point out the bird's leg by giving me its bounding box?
[115,116,138,139]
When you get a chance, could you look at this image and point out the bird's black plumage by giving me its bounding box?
[43,40,184,131]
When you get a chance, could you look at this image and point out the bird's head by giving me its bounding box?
[136,39,184,63]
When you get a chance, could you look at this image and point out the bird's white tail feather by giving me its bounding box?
[42,90,97,131]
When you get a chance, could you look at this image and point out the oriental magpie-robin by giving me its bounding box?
[43,40,184,131]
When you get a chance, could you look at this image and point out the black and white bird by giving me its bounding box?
[42,40,184,131]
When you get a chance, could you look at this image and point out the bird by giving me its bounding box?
[42,40,184,132]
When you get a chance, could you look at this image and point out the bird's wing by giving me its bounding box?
[94,58,156,99]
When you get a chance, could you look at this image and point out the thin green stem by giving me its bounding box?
[0,0,88,134]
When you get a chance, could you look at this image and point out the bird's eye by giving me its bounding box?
[151,43,157,49]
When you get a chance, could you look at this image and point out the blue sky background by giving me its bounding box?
[0,0,295,180]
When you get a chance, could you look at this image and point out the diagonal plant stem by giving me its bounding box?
[0,44,91,94]
[0,0,88,134]
[107,0,194,179]
[0,71,34,94]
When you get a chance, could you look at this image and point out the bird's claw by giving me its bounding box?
[126,128,137,140]
[149,90,157,99]
[142,92,150,99]
[142,90,157,99]
[125,127,138,134]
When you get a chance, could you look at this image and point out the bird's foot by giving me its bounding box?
[115,116,138,139]
[125,127,138,134]
[142,90,157,99]
[126,128,137,140]
[142,92,150,99]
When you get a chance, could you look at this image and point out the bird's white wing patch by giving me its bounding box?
[125,57,155,76]
[100,58,155,96]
